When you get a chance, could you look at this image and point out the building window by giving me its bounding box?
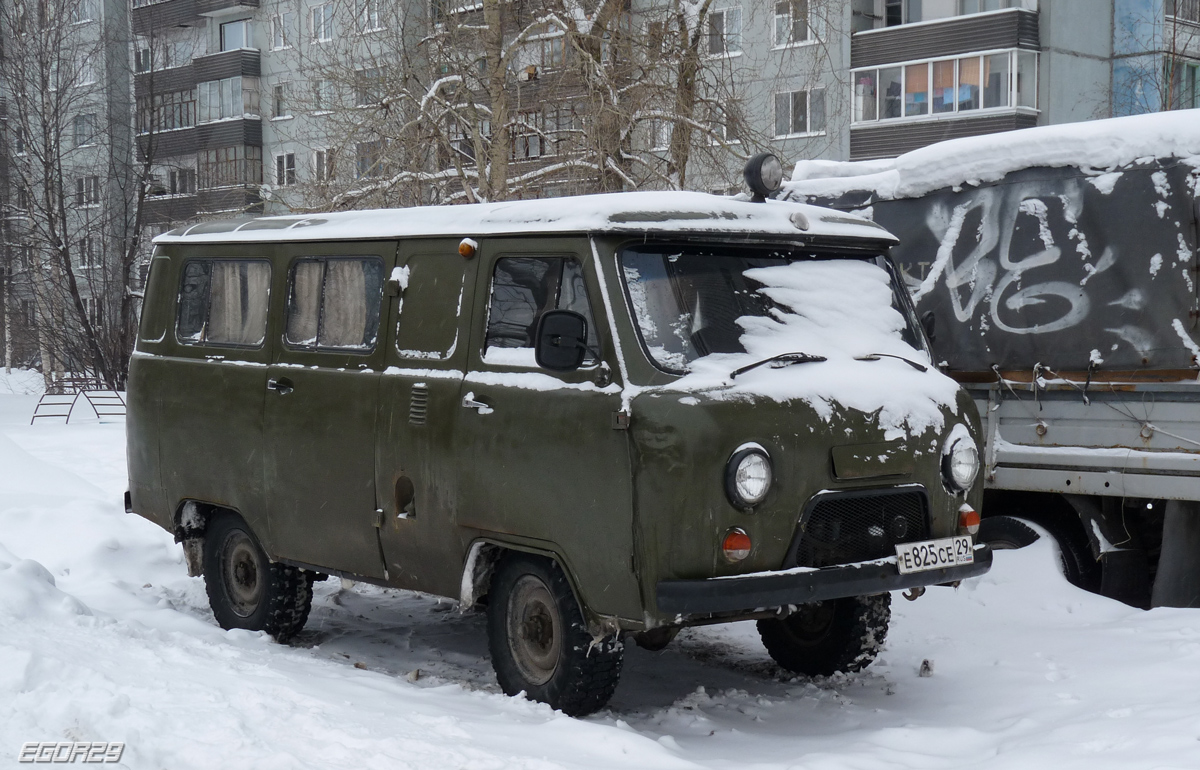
[169,168,196,195]
[83,297,103,326]
[275,152,296,186]
[774,88,825,136]
[314,149,335,182]
[355,67,382,106]
[361,0,383,31]
[70,0,96,23]
[273,83,290,118]
[546,104,580,154]
[199,146,263,188]
[313,79,336,112]
[220,19,252,51]
[137,89,197,133]
[14,129,26,155]
[1167,59,1199,110]
[852,50,1036,123]
[1168,0,1200,22]
[77,54,97,85]
[512,111,544,159]
[707,7,742,56]
[73,113,97,147]
[356,140,385,178]
[645,117,670,151]
[774,1,810,46]
[707,105,739,143]
[76,176,101,206]
[271,11,295,49]
[959,0,1018,15]
[541,34,565,69]
[312,4,334,42]
[197,76,259,123]
[78,236,100,269]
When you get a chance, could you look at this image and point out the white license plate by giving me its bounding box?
[895,536,974,575]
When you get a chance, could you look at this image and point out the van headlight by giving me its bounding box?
[726,444,773,509]
[941,428,980,493]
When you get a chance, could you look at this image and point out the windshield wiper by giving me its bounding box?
[855,353,928,372]
[730,352,827,379]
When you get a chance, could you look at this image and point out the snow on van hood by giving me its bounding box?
[784,109,1200,202]
[152,192,895,245]
[656,260,961,440]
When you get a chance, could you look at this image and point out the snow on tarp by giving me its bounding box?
[658,260,960,439]
[153,192,895,246]
[783,111,1200,374]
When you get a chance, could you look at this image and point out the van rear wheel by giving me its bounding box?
[486,553,623,716]
[757,593,891,677]
[202,511,314,643]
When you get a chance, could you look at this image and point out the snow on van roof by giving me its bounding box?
[784,109,1200,202]
[152,191,895,245]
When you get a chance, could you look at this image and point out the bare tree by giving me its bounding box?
[0,0,149,389]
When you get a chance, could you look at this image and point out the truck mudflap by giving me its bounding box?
[656,544,993,616]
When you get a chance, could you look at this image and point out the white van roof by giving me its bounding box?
[153,191,895,245]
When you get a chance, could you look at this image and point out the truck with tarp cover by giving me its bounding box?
[784,110,1200,609]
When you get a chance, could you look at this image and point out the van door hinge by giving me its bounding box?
[372,508,385,528]
[611,410,631,430]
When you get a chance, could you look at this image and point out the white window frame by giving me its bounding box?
[773,0,813,48]
[361,0,384,32]
[74,113,97,148]
[706,6,742,57]
[312,4,334,43]
[773,87,826,138]
[271,12,295,50]
[850,48,1037,126]
[275,152,296,186]
[314,148,335,182]
[220,19,254,52]
[70,0,96,24]
[272,82,291,120]
[75,176,101,206]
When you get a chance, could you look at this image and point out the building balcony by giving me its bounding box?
[849,111,1037,160]
[851,7,1039,69]
[132,0,200,36]
[193,49,261,83]
[196,0,259,15]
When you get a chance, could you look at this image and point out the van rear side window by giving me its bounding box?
[285,257,385,351]
[176,259,271,348]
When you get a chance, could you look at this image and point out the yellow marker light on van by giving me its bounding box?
[722,528,752,562]
[458,238,478,258]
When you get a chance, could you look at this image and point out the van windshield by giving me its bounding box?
[619,243,926,374]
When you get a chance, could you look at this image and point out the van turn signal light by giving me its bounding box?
[722,528,752,562]
[959,505,981,536]
[458,238,478,258]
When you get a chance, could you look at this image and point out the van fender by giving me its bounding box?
[172,499,275,578]
[458,538,622,639]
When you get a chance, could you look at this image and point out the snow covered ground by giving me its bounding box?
[2,373,1200,769]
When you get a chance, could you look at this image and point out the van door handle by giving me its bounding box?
[461,392,493,414]
[267,377,294,395]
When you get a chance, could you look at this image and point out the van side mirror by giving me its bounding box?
[920,311,936,343]
[535,310,588,371]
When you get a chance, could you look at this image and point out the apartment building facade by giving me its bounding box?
[0,0,136,374]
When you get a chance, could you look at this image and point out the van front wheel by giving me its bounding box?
[486,554,623,716]
[202,511,314,643]
[757,593,891,677]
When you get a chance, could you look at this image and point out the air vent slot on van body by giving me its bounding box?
[409,384,429,426]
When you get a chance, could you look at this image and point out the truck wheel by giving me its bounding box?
[486,553,623,716]
[757,593,890,677]
[978,515,1041,550]
[202,511,313,643]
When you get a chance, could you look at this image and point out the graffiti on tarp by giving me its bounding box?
[910,177,1117,337]
[822,162,1200,372]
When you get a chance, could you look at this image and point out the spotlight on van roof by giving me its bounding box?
[744,153,784,203]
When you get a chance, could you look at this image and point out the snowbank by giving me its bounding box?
[787,109,1200,201]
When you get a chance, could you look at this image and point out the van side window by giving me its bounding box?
[176,259,271,348]
[484,257,597,365]
[285,257,385,351]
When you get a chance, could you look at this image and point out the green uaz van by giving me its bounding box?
[127,188,989,716]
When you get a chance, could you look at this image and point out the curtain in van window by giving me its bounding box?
[206,261,270,346]
[319,259,369,347]
[287,261,322,345]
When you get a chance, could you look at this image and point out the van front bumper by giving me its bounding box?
[656,544,992,617]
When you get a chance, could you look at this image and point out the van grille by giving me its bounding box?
[409,384,429,426]
[788,488,930,569]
